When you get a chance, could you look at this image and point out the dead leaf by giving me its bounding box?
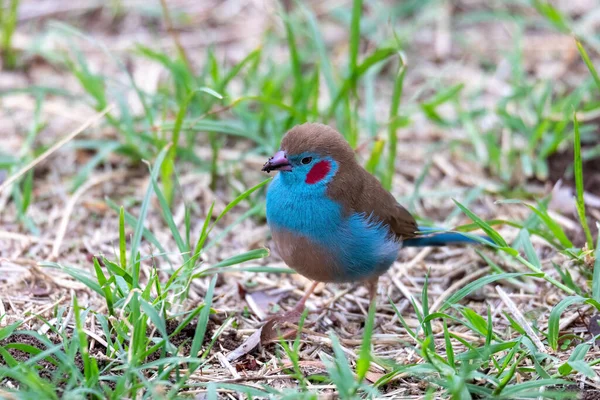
[30,281,51,297]
[235,355,260,372]
[365,371,386,383]
[260,309,302,343]
[226,309,302,362]
[227,328,261,362]
[236,282,246,299]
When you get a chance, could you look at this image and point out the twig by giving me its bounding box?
[559,304,592,331]
[21,295,68,326]
[496,286,546,353]
[0,231,54,245]
[217,352,240,379]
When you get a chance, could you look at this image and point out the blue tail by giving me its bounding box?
[403,226,492,247]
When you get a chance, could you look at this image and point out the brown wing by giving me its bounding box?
[327,163,418,240]
[387,203,419,240]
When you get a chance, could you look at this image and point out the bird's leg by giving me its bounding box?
[290,281,320,314]
[366,277,378,306]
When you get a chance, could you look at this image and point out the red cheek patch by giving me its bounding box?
[305,160,331,184]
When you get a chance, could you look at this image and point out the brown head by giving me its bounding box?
[261,123,357,175]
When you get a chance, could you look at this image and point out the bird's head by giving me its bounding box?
[262,123,355,187]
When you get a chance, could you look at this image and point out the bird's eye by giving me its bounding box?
[301,157,312,165]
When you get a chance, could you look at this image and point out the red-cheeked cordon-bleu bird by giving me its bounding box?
[262,123,488,314]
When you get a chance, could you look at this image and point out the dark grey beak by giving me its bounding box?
[262,150,292,173]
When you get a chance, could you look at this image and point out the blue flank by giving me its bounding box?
[403,226,493,247]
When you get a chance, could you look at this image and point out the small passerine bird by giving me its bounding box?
[262,123,486,312]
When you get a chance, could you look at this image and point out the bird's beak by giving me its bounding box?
[262,150,292,173]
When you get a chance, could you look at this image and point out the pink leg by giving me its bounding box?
[366,277,378,304]
[290,281,320,313]
[261,282,321,342]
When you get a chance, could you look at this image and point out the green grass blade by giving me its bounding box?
[440,273,528,312]
[517,229,542,269]
[106,198,168,258]
[329,47,397,116]
[73,297,98,386]
[119,206,127,270]
[189,275,217,372]
[150,167,188,261]
[213,178,270,226]
[283,15,303,104]
[302,4,337,98]
[593,228,600,302]
[384,63,406,190]
[524,203,573,249]
[356,300,375,382]
[93,257,115,316]
[547,295,590,350]
[0,321,21,341]
[192,201,215,266]
[453,199,507,247]
[573,112,594,249]
[129,144,171,276]
[421,271,434,351]
[209,248,269,270]
[576,39,600,93]
[349,0,362,74]
[365,139,385,174]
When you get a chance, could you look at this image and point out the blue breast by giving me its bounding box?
[266,174,401,282]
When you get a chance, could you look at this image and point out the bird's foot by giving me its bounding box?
[259,302,311,343]
[259,282,320,342]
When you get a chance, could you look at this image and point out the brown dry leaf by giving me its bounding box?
[260,309,303,343]
[234,355,260,372]
[226,310,301,362]
[29,281,52,297]
[365,371,386,383]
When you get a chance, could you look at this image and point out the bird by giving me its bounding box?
[262,123,488,315]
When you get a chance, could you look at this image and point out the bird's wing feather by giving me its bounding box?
[327,164,418,240]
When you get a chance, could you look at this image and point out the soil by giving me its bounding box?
[144,318,216,363]
[0,318,220,390]
[547,149,600,197]
[0,332,86,391]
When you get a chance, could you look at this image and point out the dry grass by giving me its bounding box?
[2,0,600,398]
